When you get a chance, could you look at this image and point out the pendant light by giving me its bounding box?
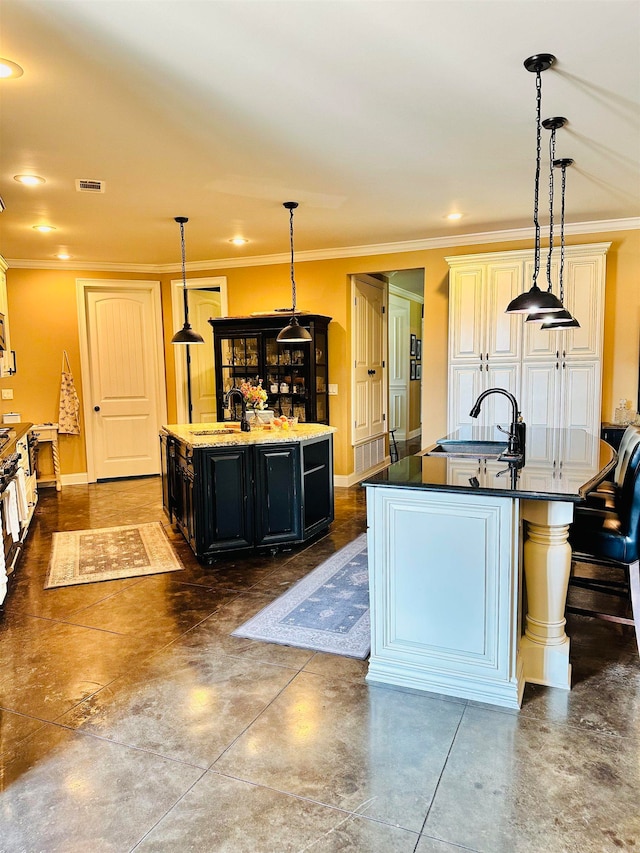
[276,202,312,344]
[171,216,204,345]
[526,116,573,323]
[506,54,563,315]
[541,157,580,329]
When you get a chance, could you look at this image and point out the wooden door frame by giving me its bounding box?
[171,276,228,424]
[350,273,388,448]
[76,278,167,483]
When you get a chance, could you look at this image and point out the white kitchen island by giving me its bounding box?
[361,429,615,709]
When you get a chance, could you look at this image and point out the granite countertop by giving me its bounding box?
[161,421,336,448]
[0,423,33,459]
[362,427,616,503]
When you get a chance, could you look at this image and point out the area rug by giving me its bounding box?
[45,522,183,589]
[232,533,370,658]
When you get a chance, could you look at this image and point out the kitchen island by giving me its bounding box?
[160,422,335,562]
[361,428,615,709]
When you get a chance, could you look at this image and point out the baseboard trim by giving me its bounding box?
[408,427,422,440]
[61,473,90,486]
[334,457,391,488]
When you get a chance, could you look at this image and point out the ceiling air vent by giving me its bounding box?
[76,179,105,193]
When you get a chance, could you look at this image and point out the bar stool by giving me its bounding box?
[389,429,399,463]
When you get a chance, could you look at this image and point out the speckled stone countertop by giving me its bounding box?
[161,422,336,448]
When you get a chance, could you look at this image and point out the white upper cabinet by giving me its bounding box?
[523,245,606,361]
[0,259,12,379]
[447,243,609,438]
[448,259,522,363]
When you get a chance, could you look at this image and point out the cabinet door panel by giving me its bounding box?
[563,256,604,359]
[486,263,522,361]
[449,267,484,361]
[254,444,301,545]
[559,362,601,466]
[522,259,560,359]
[520,362,558,463]
[449,364,483,431]
[484,363,521,428]
[199,448,253,551]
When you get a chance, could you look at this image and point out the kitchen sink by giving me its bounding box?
[189,428,239,436]
[421,440,509,459]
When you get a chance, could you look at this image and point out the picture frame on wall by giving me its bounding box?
[410,333,416,356]
[410,360,416,380]
[416,363,422,380]
[416,338,422,360]
[0,313,6,351]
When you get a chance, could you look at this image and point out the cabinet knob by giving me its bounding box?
[94,405,101,412]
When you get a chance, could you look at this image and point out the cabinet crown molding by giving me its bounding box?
[445,242,611,268]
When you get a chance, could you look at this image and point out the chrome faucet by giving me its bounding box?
[225,387,251,432]
[469,388,524,459]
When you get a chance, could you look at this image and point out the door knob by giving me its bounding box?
[94,405,101,412]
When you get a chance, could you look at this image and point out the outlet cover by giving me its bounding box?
[328,384,338,396]
[1,389,13,400]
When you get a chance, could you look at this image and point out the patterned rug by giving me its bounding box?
[45,522,183,589]
[232,533,370,659]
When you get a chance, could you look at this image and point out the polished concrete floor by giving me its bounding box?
[1,457,639,852]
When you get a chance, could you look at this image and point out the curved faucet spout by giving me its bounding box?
[225,387,251,432]
[469,388,523,457]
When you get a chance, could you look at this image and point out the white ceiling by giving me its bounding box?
[1,0,638,268]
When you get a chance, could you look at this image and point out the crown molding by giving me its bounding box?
[389,282,425,304]
[5,218,638,272]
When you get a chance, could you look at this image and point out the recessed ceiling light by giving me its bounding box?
[229,237,249,245]
[56,253,71,260]
[0,59,24,79]
[446,212,463,221]
[32,224,56,233]
[15,174,45,186]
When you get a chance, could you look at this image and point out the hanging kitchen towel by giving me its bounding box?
[15,466,29,523]
[58,350,81,435]
[5,482,20,542]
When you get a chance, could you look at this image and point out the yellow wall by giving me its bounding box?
[3,228,638,479]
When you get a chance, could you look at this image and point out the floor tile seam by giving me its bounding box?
[416,702,468,839]
[33,716,214,771]
[20,613,145,637]
[127,766,211,853]
[203,768,423,837]
[36,578,150,618]
[208,666,304,770]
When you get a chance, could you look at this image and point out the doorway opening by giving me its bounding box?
[373,268,424,453]
[171,277,228,424]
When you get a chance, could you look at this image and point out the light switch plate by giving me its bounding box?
[328,384,338,395]
[1,389,13,400]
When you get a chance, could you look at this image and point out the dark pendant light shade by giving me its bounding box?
[171,216,204,345]
[506,54,563,315]
[277,202,312,344]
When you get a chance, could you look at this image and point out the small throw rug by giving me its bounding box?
[45,522,183,589]
[232,533,370,659]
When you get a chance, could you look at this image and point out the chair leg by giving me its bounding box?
[629,559,640,656]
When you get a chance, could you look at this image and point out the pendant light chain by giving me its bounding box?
[545,125,557,293]
[289,205,297,313]
[531,68,543,287]
[558,161,567,302]
[180,219,187,289]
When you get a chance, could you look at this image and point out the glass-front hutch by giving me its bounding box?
[209,314,331,424]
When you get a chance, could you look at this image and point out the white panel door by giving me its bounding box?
[84,283,165,480]
[388,295,410,439]
[353,276,386,444]
[188,289,222,423]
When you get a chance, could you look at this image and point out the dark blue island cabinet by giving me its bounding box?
[160,426,334,562]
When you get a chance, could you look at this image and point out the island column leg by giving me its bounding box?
[519,499,574,690]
